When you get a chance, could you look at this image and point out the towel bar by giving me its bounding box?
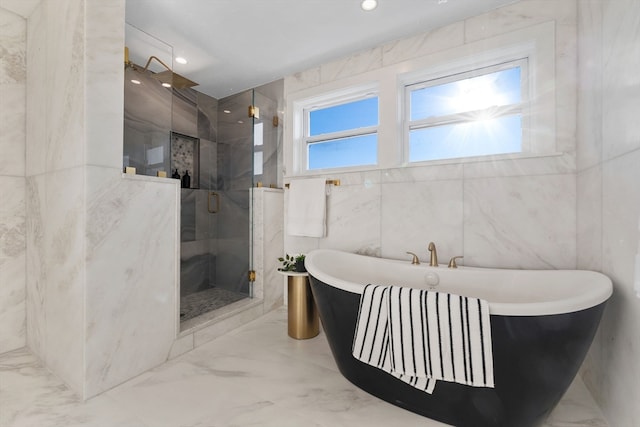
[284,179,340,189]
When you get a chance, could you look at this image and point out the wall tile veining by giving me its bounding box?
[577,1,640,425]
[0,7,27,354]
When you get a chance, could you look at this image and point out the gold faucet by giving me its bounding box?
[406,252,420,265]
[427,242,438,267]
[448,256,463,269]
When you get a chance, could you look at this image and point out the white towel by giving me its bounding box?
[287,178,327,237]
[352,285,494,394]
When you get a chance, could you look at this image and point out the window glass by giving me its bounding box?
[303,93,379,171]
[308,134,377,170]
[309,97,378,136]
[410,67,522,120]
[409,115,522,161]
[407,60,526,163]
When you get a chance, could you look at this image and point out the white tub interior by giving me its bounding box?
[305,249,613,316]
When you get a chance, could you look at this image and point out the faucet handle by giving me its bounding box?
[406,252,420,265]
[448,256,464,269]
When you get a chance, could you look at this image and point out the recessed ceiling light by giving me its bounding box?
[175,57,187,65]
[162,82,172,88]
[361,0,377,11]
[223,110,231,114]
[130,79,141,85]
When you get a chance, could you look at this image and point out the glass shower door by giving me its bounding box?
[214,89,255,300]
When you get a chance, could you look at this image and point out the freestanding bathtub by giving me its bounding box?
[305,249,612,427]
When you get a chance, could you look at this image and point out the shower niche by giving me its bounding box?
[123,24,280,331]
[170,132,200,189]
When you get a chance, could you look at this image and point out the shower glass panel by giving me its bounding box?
[178,90,255,326]
[252,87,280,189]
[213,89,255,302]
[123,24,173,176]
[123,24,257,329]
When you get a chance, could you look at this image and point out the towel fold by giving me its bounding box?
[352,285,494,394]
[287,178,327,237]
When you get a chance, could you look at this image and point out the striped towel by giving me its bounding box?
[352,284,494,394]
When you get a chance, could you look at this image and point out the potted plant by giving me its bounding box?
[278,253,306,273]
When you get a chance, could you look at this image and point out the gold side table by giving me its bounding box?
[280,271,319,339]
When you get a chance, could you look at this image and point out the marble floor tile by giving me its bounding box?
[0,308,609,427]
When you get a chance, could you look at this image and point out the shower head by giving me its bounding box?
[149,69,199,89]
[141,55,199,89]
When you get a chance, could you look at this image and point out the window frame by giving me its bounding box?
[402,57,531,164]
[293,83,379,174]
[286,22,556,177]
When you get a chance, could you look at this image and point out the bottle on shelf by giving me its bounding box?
[181,170,191,188]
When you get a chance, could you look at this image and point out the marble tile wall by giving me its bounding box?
[577,1,640,425]
[0,176,26,353]
[197,139,216,191]
[83,0,182,399]
[0,8,25,177]
[85,0,125,170]
[19,0,181,400]
[85,170,178,398]
[0,7,26,354]
[284,1,579,271]
[252,188,284,311]
[172,88,197,138]
[23,0,87,395]
[44,0,86,172]
[197,92,218,142]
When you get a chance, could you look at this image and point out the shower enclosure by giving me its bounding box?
[123,24,279,330]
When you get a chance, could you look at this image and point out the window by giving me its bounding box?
[288,23,553,175]
[302,91,378,171]
[405,59,528,163]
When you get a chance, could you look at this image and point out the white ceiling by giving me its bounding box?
[1,0,519,100]
[126,0,518,99]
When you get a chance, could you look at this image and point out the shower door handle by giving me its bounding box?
[208,191,220,213]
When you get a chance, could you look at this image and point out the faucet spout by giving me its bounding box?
[428,242,438,267]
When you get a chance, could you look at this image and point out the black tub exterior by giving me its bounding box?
[309,275,606,427]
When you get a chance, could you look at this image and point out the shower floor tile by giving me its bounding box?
[0,309,610,427]
[180,287,248,322]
